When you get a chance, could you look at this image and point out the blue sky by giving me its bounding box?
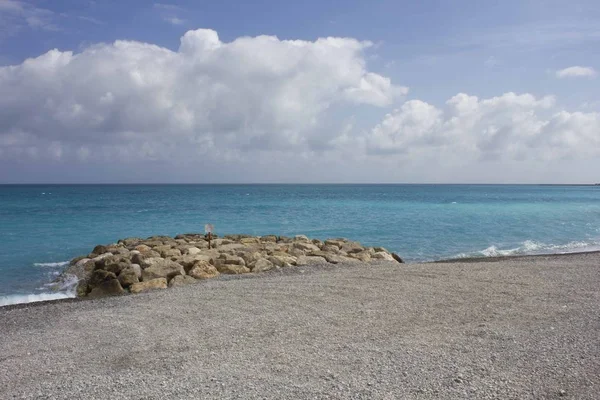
[1,0,600,183]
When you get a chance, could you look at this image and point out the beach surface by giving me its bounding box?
[1,253,599,399]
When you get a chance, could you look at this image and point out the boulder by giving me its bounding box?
[92,245,109,255]
[144,240,164,248]
[391,253,405,263]
[188,261,220,280]
[130,278,168,294]
[184,247,202,255]
[89,269,117,286]
[251,258,275,273]
[118,268,139,288]
[324,239,344,249]
[296,255,328,266]
[240,237,260,245]
[239,251,263,265]
[348,251,371,262]
[293,242,321,252]
[289,248,306,258]
[104,261,131,276]
[260,235,278,243]
[294,235,310,242]
[217,243,246,253]
[177,254,215,273]
[139,257,165,269]
[131,250,161,266]
[134,244,152,252]
[118,237,142,248]
[130,264,142,279]
[371,252,395,261]
[216,264,250,274]
[321,244,341,254]
[215,254,246,266]
[163,248,182,259]
[168,275,197,288]
[88,279,125,297]
[267,254,297,267]
[142,260,185,282]
[87,270,124,297]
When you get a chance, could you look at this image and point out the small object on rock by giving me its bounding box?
[118,268,139,288]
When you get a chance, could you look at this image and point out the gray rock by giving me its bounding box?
[168,275,197,288]
[142,260,185,282]
[251,258,274,273]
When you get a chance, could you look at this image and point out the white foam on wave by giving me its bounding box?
[0,274,79,308]
[33,261,69,267]
[0,292,75,307]
[455,239,600,259]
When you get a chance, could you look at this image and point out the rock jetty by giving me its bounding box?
[62,234,404,298]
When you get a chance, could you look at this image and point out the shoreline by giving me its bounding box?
[3,247,600,309]
[3,248,600,311]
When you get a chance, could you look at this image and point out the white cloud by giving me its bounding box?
[365,92,600,162]
[556,66,597,78]
[0,0,58,36]
[0,29,404,163]
[165,16,185,25]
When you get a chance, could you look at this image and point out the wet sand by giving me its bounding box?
[1,252,599,399]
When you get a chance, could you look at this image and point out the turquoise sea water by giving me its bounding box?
[1,184,600,305]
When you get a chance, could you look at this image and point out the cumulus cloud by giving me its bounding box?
[556,66,597,78]
[0,29,405,163]
[365,92,600,162]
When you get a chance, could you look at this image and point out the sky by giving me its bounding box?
[1,0,599,183]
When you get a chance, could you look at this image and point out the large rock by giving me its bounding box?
[139,257,165,269]
[217,243,246,253]
[371,252,395,261]
[260,235,278,243]
[324,239,345,249]
[177,254,215,273]
[251,258,274,272]
[134,244,152,252]
[130,278,168,294]
[293,242,321,252]
[214,254,246,266]
[296,255,328,266]
[240,237,260,245]
[348,251,371,262]
[131,250,161,266]
[130,264,142,279]
[88,279,125,297]
[163,248,182,259]
[89,269,117,286]
[87,270,124,297]
[142,260,185,282]
[184,247,202,255]
[267,254,297,267]
[92,245,109,255]
[118,268,140,288]
[239,251,263,265]
[216,264,250,274]
[188,261,220,280]
[168,275,197,288]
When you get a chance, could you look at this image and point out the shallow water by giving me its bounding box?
[1,184,599,303]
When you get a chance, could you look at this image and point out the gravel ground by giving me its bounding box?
[1,253,599,399]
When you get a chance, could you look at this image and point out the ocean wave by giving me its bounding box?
[454,240,600,259]
[0,292,75,307]
[33,261,69,267]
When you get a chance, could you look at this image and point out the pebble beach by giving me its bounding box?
[1,252,599,399]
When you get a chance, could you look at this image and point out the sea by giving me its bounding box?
[1,184,599,306]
